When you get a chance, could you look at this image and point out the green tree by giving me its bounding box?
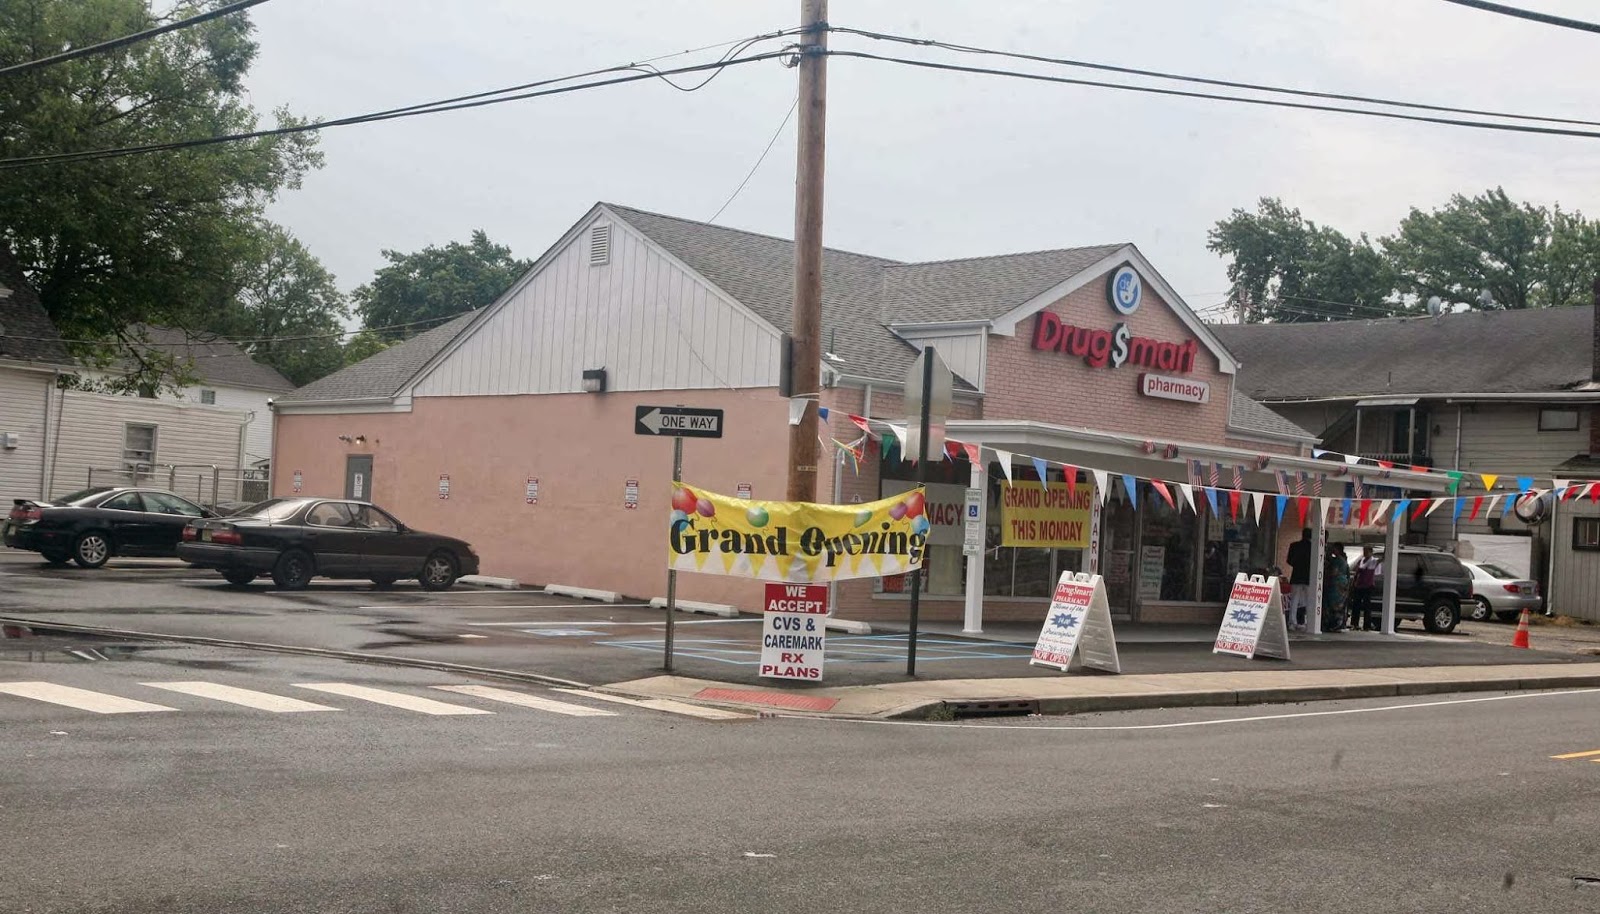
[341,329,393,365]
[1207,198,1399,322]
[353,230,529,340]
[0,0,321,388]
[1383,187,1551,309]
[205,223,348,386]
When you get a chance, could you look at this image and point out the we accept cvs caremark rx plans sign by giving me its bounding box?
[760,583,828,680]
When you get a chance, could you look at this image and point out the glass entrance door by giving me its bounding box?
[1099,488,1138,618]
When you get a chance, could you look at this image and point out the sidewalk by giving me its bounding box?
[608,661,1600,719]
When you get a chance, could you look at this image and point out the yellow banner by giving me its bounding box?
[1000,482,1093,548]
[668,482,927,582]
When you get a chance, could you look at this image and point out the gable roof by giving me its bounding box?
[879,245,1126,325]
[1229,389,1315,440]
[0,250,72,366]
[276,312,477,403]
[1216,307,1594,401]
[132,325,295,392]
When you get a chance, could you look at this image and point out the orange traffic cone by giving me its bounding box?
[1512,609,1532,649]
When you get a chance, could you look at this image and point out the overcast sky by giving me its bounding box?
[244,0,1600,318]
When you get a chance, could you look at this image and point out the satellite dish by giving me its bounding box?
[1513,491,1550,525]
[1426,296,1443,317]
[1477,289,1495,308]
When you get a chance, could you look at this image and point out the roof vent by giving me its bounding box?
[589,224,611,266]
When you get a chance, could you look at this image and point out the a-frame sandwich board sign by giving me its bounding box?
[1030,572,1121,674]
[1213,573,1291,661]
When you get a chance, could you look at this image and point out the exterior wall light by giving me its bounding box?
[581,368,607,393]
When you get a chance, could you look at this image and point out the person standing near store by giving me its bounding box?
[1323,544,1351,632]
[1351,544,1380,631]
[1285,528,1313,631]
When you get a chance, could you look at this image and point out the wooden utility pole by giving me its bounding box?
[786,0,827,502]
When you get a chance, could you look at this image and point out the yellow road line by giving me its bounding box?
[1550,748,1600,760]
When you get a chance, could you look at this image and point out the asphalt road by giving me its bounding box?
[0,554,1582,688]
[4,634,1599,913]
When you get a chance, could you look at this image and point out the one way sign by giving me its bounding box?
[634,405,725,439]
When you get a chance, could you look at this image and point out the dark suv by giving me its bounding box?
[1373,546,1472,634]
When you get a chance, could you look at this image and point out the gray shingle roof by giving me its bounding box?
[133,325,295,392]
[1230,390,1315,440]
[880,245,1125,324]
[0,250,72,366]
[277,313,477,403]
[1215,308,1593,400]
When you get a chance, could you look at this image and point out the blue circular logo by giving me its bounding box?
[1108,265,1142,315]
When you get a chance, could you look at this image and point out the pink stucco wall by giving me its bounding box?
[273,389,798,608]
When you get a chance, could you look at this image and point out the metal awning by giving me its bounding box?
[1354,397,1420,408]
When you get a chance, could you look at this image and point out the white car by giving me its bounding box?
[1461,560,1541,622]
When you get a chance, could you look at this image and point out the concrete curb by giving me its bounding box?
[647,598,740,618]
[459,575,520,590]
[825,618,872,634]
[0,616,593,690]
[544,584,621,603]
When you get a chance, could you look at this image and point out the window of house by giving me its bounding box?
[200,389,217,405]
[1574,518,1600,552]
[1539,408,1579,432]
[123,424,157,468]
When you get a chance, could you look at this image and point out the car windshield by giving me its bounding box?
[1475,563,1516,579]
[237,498,311,522]
[52,487,116,506]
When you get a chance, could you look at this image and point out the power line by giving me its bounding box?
[829,49,1600,141]
[0,43,796,169]
[1,312,469,351]
[0,0,271,78]
[829,26,1600,129]
[1439,0,1600,34]
[707,94,799,223]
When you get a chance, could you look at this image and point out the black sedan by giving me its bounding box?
[176,497,479,591]
[4,487,218,567]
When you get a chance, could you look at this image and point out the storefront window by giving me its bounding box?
[982,464,1089,598]
[878,448,969,598]
[1138,487,1197,602]
[1201,509,1279,601]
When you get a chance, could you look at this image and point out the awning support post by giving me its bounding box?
[963,458,987,634]
[1382,509,1401,635]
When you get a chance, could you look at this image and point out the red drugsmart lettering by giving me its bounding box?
[1031,312,1196,373]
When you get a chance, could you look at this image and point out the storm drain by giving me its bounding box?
[942,698,1039,718]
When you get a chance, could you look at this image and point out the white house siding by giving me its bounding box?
[410,215,781,397]
[175,384,275,464]
[1549,498,1600,622]
[0,366,52,501]
[47,390,247,501]
[1419,403,1589,549]
[896,329,986,391]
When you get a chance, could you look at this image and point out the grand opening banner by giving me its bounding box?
[1000,482,1093,548]
[668,482,927,582]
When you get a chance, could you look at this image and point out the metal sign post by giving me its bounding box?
[904,346,950,677]
[636,404,725,673]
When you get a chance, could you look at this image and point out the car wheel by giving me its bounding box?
[418,551,459,592]
[71,531,112,569]
[370,576,397,590]
[1422,598,1459,634]
[1494,610,1520,623]
[222,570,257,587]
[40,550,70,566]
[1467,596,1494,622]
[271,549,315,591]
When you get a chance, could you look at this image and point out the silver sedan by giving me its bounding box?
[1462,560,1541,622]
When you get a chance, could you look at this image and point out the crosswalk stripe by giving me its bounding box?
[552,688,751,720]
[292,683,493,715]
[0,681,176,714]
[142,681,340,713]
[431,685,618,716]
[1552,748,1600,760]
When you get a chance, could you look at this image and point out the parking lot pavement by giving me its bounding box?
[0,552,1587,689]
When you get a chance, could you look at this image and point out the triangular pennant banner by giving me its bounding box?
[1373,499,1391,523]
[1254,491,1268,524]
[1468,496,1484,521]
[993,450,1014,484]
[1064,466,1078,500]
[1122,474,1140,503]
[1445,471,1463,494]
[788,397,810,426]
[1296,496,1310,527]
[848,414,871,435]
[1091,469,1109,505]
[1393,498,1412,522]
[963,442,981,466]
[1032,456,1050,487]
[1358,499,1371,526]
[1177,483,1196,514]
[1275,495,1288,524]
[1480,473,1499,492]
[1486,494,1503,517]
[1516,476,1534,493]
[1228,489,1241,520]
[1453,497,1466,522]
[816,406,830,421]
[1425,498,1446,517]
[1340,497,1352,525]
[1344,454,1361,466]
[1151,479,1175,509]
[1204,487,1220,516]
[1410,498,1431,521]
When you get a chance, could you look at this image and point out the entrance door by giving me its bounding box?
[1099,493,1138,619]
[345,456,373,501]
